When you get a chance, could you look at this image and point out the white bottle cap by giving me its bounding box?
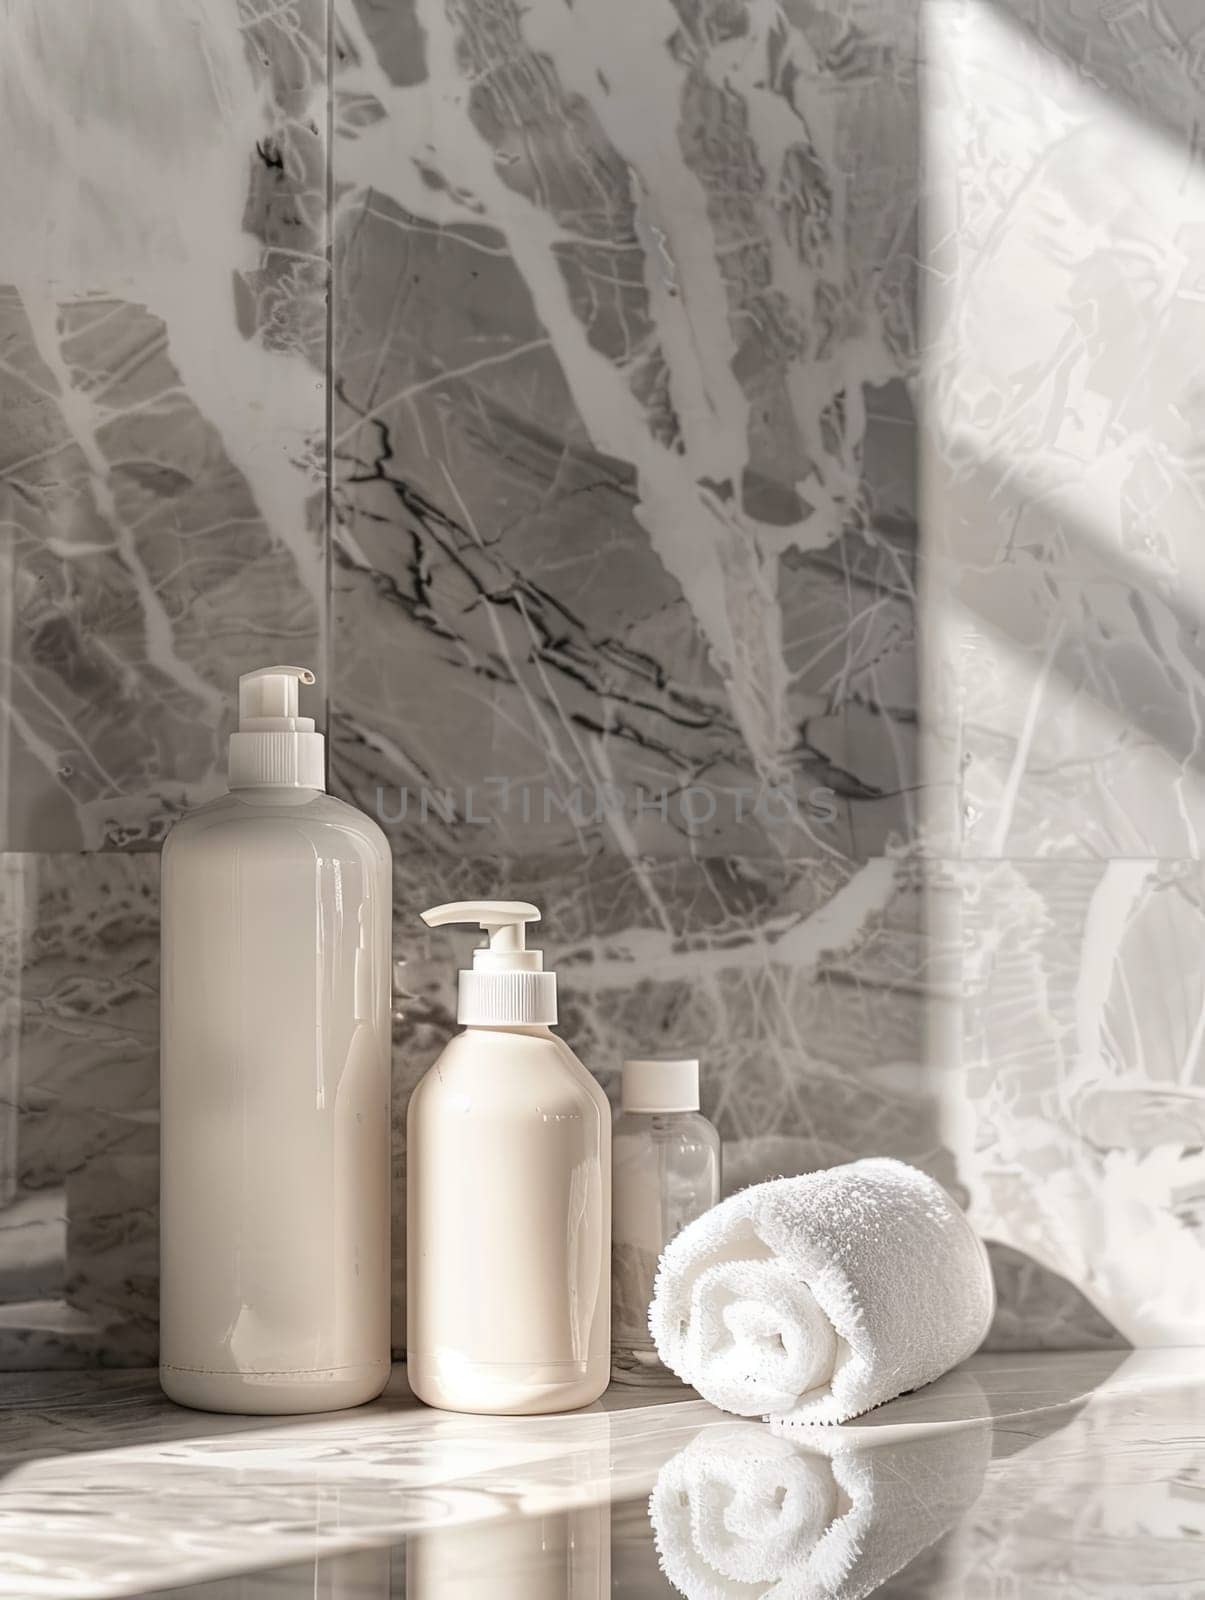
[622,1058,700,1113]
[421,901,557,1026]
[228,666,326,790]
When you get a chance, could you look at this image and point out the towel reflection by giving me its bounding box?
[649,1418,992,1600]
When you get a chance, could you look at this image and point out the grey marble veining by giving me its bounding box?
[331,0,937,1355]
[0,0,331,1366]
[0,0,328,853]
[389,850,966,1349]
[1,1351,1201,1599]
[330,0,920,866]
[0,854,159,1368]
[2,0,1204,1370]
[1,844,1127,1361]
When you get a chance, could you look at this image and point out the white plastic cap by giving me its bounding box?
[421,901,557,1026]
[228,666,326,789]
[622,1058,700,1113]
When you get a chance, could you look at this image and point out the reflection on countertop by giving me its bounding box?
[1,1349,1202,1599]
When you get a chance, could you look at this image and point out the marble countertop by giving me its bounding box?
[1,1349,1202,1599]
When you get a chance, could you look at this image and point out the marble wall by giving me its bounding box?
[330,0,932,1355]
[0,0,328,1364]
[0,0,1197,1366]
[922,0,1205,1347]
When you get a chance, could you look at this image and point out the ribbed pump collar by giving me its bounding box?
[457,968,557,1026]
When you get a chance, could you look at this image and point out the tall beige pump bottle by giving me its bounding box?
[407,902,610,1415]
[159,666,392,1414]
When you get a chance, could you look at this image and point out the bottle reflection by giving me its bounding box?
[407,1406,612,1600]
[406,1505,609,1599]
[166,1545,395,1600]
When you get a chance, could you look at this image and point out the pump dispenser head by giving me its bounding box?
[421,901,557,1025]
[228,665,325,790]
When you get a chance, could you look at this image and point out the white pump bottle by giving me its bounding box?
[159,666,393,1414]
[406,902,611,1414]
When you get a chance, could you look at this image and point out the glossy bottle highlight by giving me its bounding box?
[407,902,610,1415]
[159,666,392,1414]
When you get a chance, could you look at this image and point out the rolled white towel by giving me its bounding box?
[649,1158,995,1423]
[650,1415,992,1600]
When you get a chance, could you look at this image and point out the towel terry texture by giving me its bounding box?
[649,1157,995,1423]
[650,1416,993,1600]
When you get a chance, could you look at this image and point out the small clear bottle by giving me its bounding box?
[611,1058,721,1385]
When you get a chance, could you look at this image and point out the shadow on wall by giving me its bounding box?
[714,1135,1129,1351]
[940,467,1205,834]
[984,1245,1129,1351]
[984,0,1204,153]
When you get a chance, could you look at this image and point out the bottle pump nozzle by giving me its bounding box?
[228,665,325,790]
[238,665,316,729]
[421,901,540,965]
[420,900,556,1025]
